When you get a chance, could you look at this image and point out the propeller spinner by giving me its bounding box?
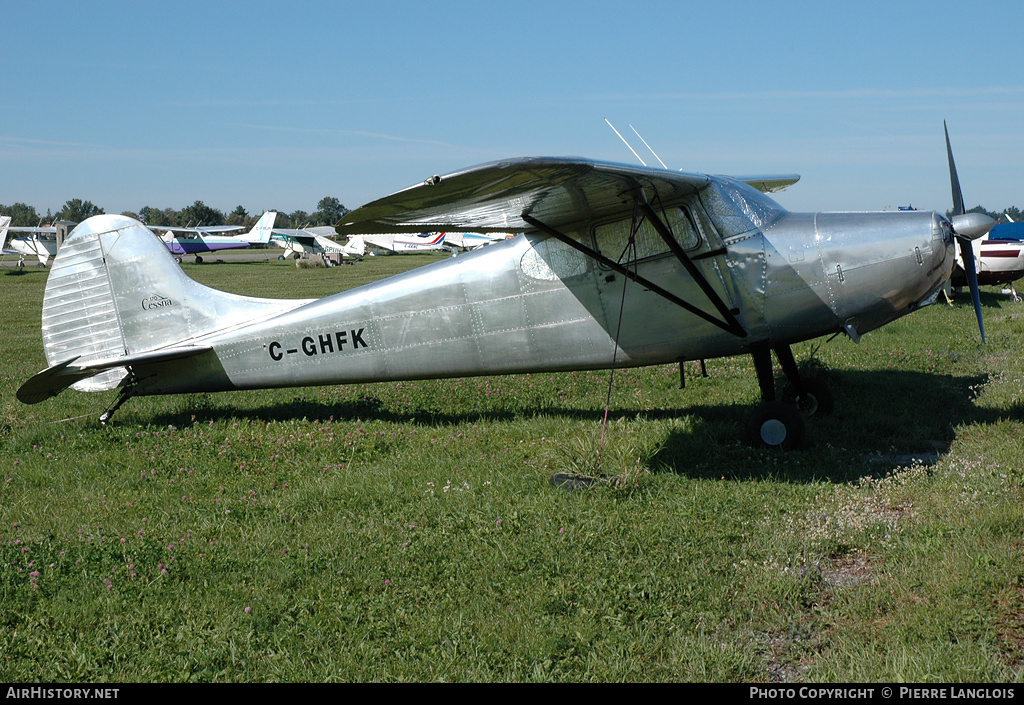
[945,121,994,342]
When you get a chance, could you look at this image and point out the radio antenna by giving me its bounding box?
[604,118,646,166]
[630,124,668,169]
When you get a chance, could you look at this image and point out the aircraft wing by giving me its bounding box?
[272,227,337,237]
[278,233,317,248]
[271,227,339,250]
[9,225,58,234]
[337,158,800,236]
[336,157,717,235]
[149,225,245,234]
[730,175,801,193]
[360,234,396,250]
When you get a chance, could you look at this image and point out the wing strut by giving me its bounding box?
[637,199,746,337]
[521,212,747,338]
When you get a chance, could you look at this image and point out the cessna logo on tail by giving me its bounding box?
[268,328,368,361]
[141,295,174,310]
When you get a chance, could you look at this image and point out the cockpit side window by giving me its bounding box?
[698,178,786,238]
[592,205,702,263]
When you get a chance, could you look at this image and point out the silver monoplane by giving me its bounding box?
[18,124,993,449]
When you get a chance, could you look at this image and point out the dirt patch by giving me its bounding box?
[759,628,816,683]
[821,551,877,589]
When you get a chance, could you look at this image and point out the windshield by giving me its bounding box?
[699,177,787,238]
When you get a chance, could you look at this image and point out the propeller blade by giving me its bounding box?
[957,236,986,342]
[946,121,985,342]
[945,120,965,217]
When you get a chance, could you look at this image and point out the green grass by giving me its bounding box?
[2,256,1023,682]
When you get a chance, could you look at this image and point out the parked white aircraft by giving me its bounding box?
[271,222,365,261]
[362,232,447,254]
[3,221,76,265]
[951,231,1024,302]
[443,231,514,252]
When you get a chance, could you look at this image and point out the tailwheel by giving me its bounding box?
[745,401,805,450]
[782,379,834,417]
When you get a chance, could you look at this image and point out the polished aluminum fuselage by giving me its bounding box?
[127,208,953,397]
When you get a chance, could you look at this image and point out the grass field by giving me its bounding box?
[2,253,1023,682]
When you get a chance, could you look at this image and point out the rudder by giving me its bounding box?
[246,211,277,244]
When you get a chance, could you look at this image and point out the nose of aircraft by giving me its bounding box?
[950,211,997,240]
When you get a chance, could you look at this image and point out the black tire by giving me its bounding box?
[745,401,805,450]
[195,255,204,264]
[782,380,834,416]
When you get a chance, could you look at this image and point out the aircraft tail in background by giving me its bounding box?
[345,234,365,257]
[244,211,277,244]
[0,216,11,252]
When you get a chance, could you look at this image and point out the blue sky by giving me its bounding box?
[3,0,1023,218]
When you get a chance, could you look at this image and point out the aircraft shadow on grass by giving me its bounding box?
[150,366,1019,485]
[649,368,1011,483]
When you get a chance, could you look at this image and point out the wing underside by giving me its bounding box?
[730,175,801,193]
[336,158,714,235]
[286,234,317,248]
[336,157,798,236]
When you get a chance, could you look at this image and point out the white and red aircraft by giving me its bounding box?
[951,230,1024,302]
[361,231,448,254]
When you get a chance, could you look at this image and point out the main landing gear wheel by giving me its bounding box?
[782,380,834,417]
[745,401,805,450]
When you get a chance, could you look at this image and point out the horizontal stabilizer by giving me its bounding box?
[18,346,213,404]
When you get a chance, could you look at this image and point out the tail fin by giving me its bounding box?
[22,214,306,400]
[346,235,365,257]
[245,211,277,244]
[0,215,10,252]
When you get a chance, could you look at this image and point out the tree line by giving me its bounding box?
[4,197,1021,230]
[0,197,349,231]
[961,205,1023,223]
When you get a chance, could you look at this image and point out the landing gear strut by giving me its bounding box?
[745,343,832,450]
[99,383,137,425]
